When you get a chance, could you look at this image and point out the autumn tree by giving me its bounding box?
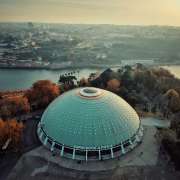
[25,80,60,109]
[106,79,121,92]
[0,119,24,152]
[152,68,174,78]
[0,96,30,119]
[165,89,180,113]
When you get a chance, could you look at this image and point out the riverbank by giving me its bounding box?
[0,65,179,91]
[0,68,99,91]
[0,63,180,71]
[0,63,122,70]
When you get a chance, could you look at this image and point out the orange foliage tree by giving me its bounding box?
[107,79,121,92]
[25,80,60,109]
[165,89,180,113]
[0,96,30,119]
[0,119,24,152]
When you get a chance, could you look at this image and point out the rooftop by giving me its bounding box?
[37,87,143,160]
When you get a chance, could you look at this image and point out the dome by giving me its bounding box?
[37,87,143,161]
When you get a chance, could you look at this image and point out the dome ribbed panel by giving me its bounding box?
[41,88,140,149]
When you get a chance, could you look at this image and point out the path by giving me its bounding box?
[141,117,170,128]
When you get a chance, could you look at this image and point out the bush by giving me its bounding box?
[161,129,180,170]
[0,96,30,119]
[0,119,24,152]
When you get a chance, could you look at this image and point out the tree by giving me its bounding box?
[0,119,24,152]
[135,63,146,70]
[25,80,60,109]
[161,128,180,170]
[165,89,179,98]
[121,66,134,88]
[118,86,129,99]
[0,96,30,119]
[59,75,77,86]
[152,68,174,78]
[106,79,121,92]
[79,77,90,87]
[165,89,180,113]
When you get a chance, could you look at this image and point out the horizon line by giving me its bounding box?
[0,21,180,28]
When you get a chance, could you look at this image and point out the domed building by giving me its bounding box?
[37,87,143,161]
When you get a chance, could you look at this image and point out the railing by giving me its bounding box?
[37,123,143,161]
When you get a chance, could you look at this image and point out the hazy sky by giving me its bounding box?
[0,0,180,25]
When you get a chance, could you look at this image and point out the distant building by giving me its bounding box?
[121,59,154,66]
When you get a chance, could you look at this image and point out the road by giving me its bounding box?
[22,118,41,153]
[141,117,170,128]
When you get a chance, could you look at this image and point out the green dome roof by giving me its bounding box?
[39,87,140,150]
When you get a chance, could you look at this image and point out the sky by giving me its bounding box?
[0,0,180,26]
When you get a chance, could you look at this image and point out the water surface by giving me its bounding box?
[0,66,179,91]
[0,68,102,91]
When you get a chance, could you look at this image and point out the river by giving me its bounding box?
[0,66,179,91]
[0,68,103,91]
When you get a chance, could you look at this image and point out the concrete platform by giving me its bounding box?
[7,126,161,180]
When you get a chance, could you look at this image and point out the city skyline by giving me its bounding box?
[0,0,180,26]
